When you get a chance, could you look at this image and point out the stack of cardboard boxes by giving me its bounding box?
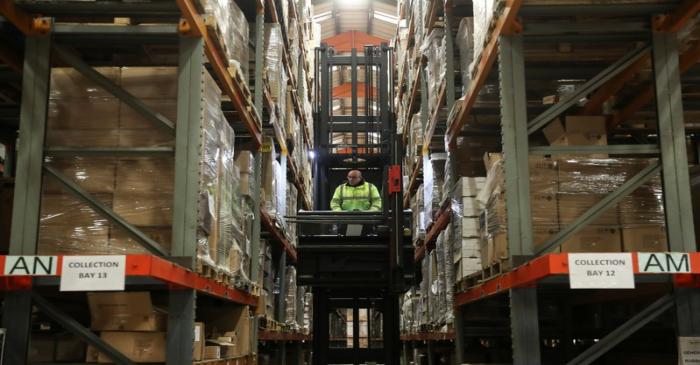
[40,66,252,281]
[451,177,485,281]
[476,117,668,271]
[197,306,252,360]
[85,292,167,363]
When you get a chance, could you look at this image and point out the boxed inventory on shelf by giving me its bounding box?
[201,0,249,79]
[478,155,667,266]
[40,67,253,283]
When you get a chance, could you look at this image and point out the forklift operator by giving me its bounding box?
[330,170,382,212]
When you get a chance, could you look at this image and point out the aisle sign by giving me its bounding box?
[679,337,700,364]
[4,256,58,275]
[59,256,125,292]
[638,253,691,273]
[568,253,634,289]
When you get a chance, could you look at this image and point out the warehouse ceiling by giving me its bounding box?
[312,0,398,42]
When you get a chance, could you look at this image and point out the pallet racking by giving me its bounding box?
[0,0,315,363]
[398,0,700,364]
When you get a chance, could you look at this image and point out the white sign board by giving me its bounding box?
[679,337,700,365]
[4,256,58,276]
[568,253,635,289]
[60,256,126,292]
[638,253,691,273]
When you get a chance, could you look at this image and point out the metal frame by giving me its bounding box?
[2,15,264,365]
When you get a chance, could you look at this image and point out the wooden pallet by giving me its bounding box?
[203,15,231,67]
[195,259,219,280]
[456,260,509,292]
[259,315,282,332]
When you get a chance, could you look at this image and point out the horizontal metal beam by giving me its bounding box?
[527,45,650,135]
[45,146,174,157]
[51,45,176,133]
[327,56,382,66]
[566,293,675,365]
[53,23,178,36]
[32,292,136,365]
[44,165,169,257]
[536,161,661,255]
[529,144,659,155]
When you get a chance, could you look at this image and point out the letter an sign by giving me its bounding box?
[4,256,58,276]
[638,253,691,273]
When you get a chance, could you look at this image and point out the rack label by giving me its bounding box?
[4,256,58,276]
[679,337,700,364]
[59,256,125,292]
[568,253,634,289]
[638,253,690,273]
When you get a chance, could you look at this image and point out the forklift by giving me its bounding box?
[292,44,415,365]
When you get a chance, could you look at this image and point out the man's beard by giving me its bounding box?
[349,178,364,187]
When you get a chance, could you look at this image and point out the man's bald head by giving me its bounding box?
[347,170,363,186]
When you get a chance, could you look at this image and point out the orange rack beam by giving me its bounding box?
[454,253,700,308]
[0,255,257,306]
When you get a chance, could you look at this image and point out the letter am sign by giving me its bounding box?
[638,253,691,273]
[3,256,58,276]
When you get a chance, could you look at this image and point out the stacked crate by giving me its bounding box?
[451,177,485,282]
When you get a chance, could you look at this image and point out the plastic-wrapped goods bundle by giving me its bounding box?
[302,290,313,335]
[450,177,486,266]
[421,29,446,114]
[418,253,430,328]
[422,153,447,229]
[202,0,249,80]
[406,113,423,173]
[471,0,496,77]
[261,137,279,215]
[411,0,428,46]
[40,67,209,261]
[400,291,414,333]
[215,122,240,274]
[285,266,299,330]
[442,223,455,325]
[456,17,475,94]
[235,151,255,199]
[428,250,444,325]
[434,231,449,326]
[265,24,287,122]
[286,183,299,247]
[412,185,426,245]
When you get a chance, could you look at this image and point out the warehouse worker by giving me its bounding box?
[330,170,382,211]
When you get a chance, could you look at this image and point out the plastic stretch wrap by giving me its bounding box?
[203,0,249,79]
[413,185,426,244]
[442,223,455,324]
[422,154,446,229]
[434,231,448,325]
[39,67,203,258]
[265,24,286,105]
[456,17,474,94]
[419,253,430,327]
[422,29,445,112]
[480,156,666,251]
[470,0,496,76]
[411,0,428,44]
[285,266,299,329]
[428,250,443,325]
[286,182,299,247]
[302,290,313,335]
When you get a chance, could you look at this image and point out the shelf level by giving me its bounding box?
[454,252,700,308]
[193,354,257,365]
[0,255,257,306]
[259,330,311,342]
[414,202,451,262]
[261,208,298,263]
[401,331,455,341]
[176,0,263,147]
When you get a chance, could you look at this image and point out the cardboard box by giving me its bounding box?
[491,233,508,264]
[46,129,120,148]
[455,177,486,197]
[115,159,174,194]
[48,99,120,131]
[88,292,167,331]
[109,226,172,255]
[455,257,482,280]
[118,129,175,148]
[40,192,114,226]
[120,67,178,99]
[462,197,481,217]
[43,159,117,195]
[622,225,668,252]
[37,224,110,255]
[533,226,560,252]
[543,118,567,146]
[530,193,558,222]
[558,194,619,226]
[204,346,221,360]
[55,334,86,362]
[565,116,608,150]
[97,331,166,363]
[560,226,622,252]
[460,217,480,237]
[28,334,55,363]
[50,67,121,99]
[113,192,173,227]
[119,98,177,130]
[232,310,251,357]
[197,306,251,357]
[194,322,205,361]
